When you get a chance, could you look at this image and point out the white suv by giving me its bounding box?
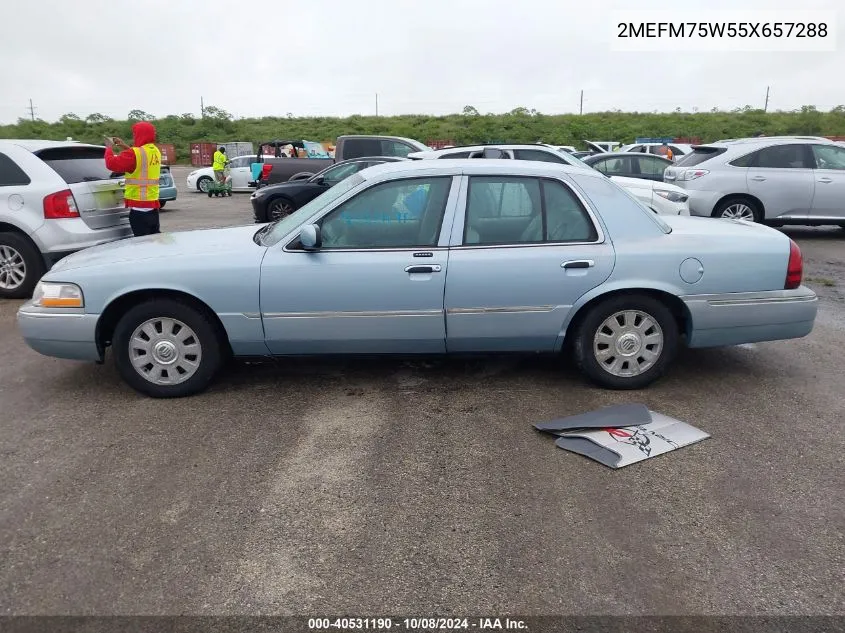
[0,140,132,298]
[407,144,690,217]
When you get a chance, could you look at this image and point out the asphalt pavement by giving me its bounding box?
[1,166,843,616]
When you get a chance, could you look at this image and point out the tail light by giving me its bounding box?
[680,169,709,181]
[785,239,803,289]
[260,164,273,181]
[43,189,79,219]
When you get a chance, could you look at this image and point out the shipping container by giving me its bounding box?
[673,136,702,145]
[426,139,456,150]
[190,142,218,167]
[221,141,254,158]
[158,143,176,165]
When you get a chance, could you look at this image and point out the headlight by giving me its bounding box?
[654,189,689,203]
[32,282,84,308]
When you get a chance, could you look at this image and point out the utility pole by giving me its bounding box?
[579,90,584,115]
[26,98,36,121]
[764,86,770,112]
[201,96,205,118]
[375,93,379,117]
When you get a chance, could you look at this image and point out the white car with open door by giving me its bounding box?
[186,155,257,193]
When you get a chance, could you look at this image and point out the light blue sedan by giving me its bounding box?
[17,160,818,398]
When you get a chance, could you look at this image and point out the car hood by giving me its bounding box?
[47,224,265,273]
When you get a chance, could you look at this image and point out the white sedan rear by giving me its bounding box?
[186,155,257,193]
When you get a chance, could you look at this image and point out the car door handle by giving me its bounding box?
[750,176,766,182]
[818,177,833,183]
[562,260,595,269]
[405,265,441,273]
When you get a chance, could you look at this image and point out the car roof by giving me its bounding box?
[584,152,672,161]
[0,139,102,151]
[359,158,595,180]
[704,136,835,148]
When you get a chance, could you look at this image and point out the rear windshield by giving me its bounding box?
[35,146,120,184]
[674,146,727,167]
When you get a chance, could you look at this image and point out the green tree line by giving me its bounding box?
[3,105,845,163]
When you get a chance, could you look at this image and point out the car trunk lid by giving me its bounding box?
[35,145,130,230]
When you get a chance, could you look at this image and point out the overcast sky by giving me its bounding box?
[1,0,842,123]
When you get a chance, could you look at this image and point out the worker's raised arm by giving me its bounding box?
[104,145,137,173]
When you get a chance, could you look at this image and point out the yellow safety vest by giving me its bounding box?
[124,143,161,203]
[213,151,227,171]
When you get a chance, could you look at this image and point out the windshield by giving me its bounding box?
[556,148,594,170]
[261,173,366,246]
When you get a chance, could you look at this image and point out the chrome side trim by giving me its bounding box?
[707,295,817,307]
[262,309,443,319]
[680,289,817,306]
[241,312,261,319]
[17,310,85,319]
[447,305,557,315]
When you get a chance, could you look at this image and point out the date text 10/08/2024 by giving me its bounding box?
[308,617,528,630]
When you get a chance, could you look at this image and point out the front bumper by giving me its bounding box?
[250,194,267,222]
[17,303,102,362]
[682,286,818,348]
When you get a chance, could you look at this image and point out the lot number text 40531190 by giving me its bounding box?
[307,617,528,630]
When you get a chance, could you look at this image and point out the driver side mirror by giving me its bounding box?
[299,224,322,250]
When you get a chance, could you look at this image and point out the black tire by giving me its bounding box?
[113,298,224,398]
[712,196,762,222]
[226,191,232,197]
[572,294,678,390]
[207,191,212,198]
[197,176,213,193]
[268,197,297,220]
[0,231,44,299]
[158,201,166,209]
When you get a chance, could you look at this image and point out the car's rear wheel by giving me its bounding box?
[713,197,762,222]
[0,232,43,299]
[113,299,224,398]
[269,197,297,220]
[572,294,678,390]
[197,176,213,193]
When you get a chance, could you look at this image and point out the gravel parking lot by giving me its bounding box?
[1,165,843,616]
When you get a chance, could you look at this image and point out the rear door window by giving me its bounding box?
[810,144,845,170]
[0,152,31,186]
[753,144,811,169]
[381,141,416,157]
[513,149,566,163]
[35,146,119,183]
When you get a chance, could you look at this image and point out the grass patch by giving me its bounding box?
[806,276,836,287]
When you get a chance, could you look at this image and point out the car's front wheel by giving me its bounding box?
[0,232,44,299]
[197,176,213,193]
[113,299,224,398]
[572,294,678,390]
[268,197,297,220]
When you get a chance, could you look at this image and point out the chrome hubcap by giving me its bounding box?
[129,317,202,385]
[721,203,755,221]
[199,179,211,192]
[593,310,664,377]
[0,245,26,290]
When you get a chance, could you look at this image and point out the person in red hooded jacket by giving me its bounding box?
[104,121,162,237]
